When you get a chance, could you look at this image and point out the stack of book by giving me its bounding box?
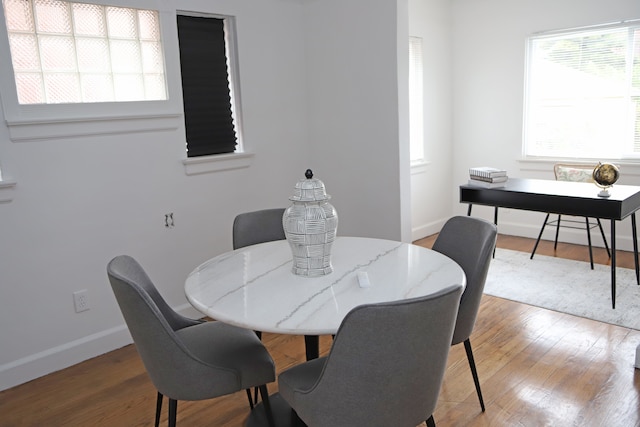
[468,167,508,188]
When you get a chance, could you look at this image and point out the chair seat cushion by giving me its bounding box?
[176,321,275,389]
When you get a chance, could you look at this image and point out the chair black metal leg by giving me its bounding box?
[596,218,611,257]
[246,389,254,409]
[426,414,436,427]
[155,392,163,427]
[464,339,485,412]
[531,213,550,259]
[586,218,594,269]
[554,215,561,249]
[168,399,177,427]
[253,330,262,404]
[258,385,276,427]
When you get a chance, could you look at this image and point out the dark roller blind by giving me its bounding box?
[177,15,237,157]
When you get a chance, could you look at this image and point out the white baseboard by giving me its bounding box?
[411,219,447,242]
[0,303,201,392]
[497,220,636,252]
[412,216,636,252]
[0,325,132,392]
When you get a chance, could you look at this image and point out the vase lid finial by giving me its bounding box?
[290,169,330,202]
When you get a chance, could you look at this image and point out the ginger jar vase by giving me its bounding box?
[282,169,338,277]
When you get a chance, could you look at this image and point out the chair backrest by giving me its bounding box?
[432,216,497,346]
[232,208,286,249]
[107,255,236,400]
[290,285,463,427]
[554,163,597,183]
[107,255,199,332]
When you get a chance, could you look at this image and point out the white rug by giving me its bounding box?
[484,248,640,330]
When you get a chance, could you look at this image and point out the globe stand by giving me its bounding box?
[598,188,611,198]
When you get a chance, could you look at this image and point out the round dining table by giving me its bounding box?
[185,236,465,336]
[185,236,466,427]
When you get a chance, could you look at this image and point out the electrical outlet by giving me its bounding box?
[73,290,90,313]
[164,212,175,228]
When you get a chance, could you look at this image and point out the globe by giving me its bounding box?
[592,162,620,197]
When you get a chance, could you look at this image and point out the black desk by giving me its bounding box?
[460,178,640,308]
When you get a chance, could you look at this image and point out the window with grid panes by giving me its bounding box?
[2,0,167,104]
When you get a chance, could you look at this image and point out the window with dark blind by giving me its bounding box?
[177,14,239,157]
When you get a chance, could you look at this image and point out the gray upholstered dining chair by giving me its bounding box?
[530,163,610,269]
[232,208,286,250]
[432,215,497,412]
[107,255,276,427]
[277,285,464,427]
[233,208,287,401]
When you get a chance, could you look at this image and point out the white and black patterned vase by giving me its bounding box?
[282,169,338,276]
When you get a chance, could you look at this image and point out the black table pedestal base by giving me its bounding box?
[245,393,306,427]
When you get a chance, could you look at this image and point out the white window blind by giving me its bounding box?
[2,0,167,104]
[409,36,424,163]
[524,21,640,159]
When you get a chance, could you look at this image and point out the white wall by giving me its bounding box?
[409,0,453,240]
[303,0,409,242]
[0,0,408,390]
[446,0,640,249]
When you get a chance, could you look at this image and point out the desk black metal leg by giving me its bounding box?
[304,335,319,361]
[633,213,639,286]
[585,217,594,269]
[596,218,611,258]
[467,204,472,216]
[610,220,616,309]
[554,215,561,250]
[531,213,550,259]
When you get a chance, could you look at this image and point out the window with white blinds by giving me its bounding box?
[524,21,640,159]
[409,36,424,163]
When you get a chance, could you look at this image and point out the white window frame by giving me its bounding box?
[523,20,640,161]
[0,0,183,142]
[176,11,250,175]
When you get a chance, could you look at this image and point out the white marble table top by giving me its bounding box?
[185,236,466,335]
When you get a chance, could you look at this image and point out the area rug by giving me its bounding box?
[484,248,640,330]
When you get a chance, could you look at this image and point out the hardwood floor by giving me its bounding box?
[1,235,639,426]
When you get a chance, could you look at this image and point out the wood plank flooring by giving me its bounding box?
[1,234,639,426]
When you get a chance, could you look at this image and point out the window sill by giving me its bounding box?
[518,158,640,178]
[183,152,254,175]
[6,113,182,142]
[411,160,430,175]
[0,180,16,203]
